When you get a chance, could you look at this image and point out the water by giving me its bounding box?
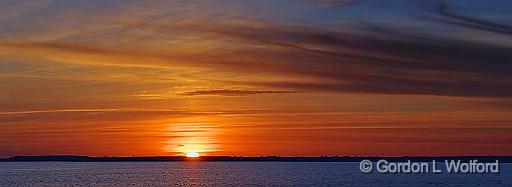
[1,162,511,186]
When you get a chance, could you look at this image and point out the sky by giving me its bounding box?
[1,0,512,157]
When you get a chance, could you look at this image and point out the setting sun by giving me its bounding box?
[186,152,200,158]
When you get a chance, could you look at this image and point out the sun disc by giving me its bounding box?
[186,152,200,157]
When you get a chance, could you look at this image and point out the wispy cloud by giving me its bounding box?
[3,18,512,97]
[180,89,297,96]
[421,0,512,35]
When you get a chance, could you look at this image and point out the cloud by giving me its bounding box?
[0,1,54,23]
[1,0,511,98]
[421,0,512,35]
[180,89,297,96]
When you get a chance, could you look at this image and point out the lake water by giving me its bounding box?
[1,162,511,186]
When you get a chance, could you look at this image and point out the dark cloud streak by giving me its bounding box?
[180,89,297,96]
[167,21,512,97]
[421,0,512,35]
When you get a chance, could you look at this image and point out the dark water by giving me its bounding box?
[1,162,511,186]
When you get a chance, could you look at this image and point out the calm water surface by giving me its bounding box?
[1,162,511,186]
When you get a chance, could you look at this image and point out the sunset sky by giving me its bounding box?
[1,0,512,157]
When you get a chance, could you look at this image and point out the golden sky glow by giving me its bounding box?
[1,0,512,157]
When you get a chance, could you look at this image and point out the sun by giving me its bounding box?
[186,152,200,158]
